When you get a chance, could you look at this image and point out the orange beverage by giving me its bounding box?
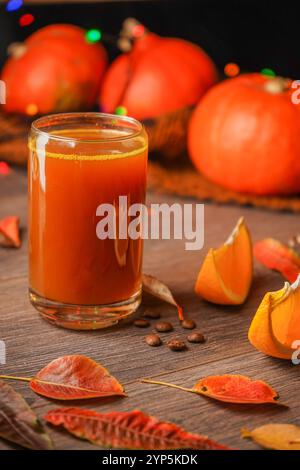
[28,113,148,329]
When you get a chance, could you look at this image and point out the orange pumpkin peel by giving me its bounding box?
[195,217,253,305]
[249,274,300,359]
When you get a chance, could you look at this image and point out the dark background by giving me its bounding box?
[0,0,299,78]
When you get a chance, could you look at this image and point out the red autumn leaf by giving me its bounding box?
[0,355,125,400]
[254,238,300,283]
[192,374,279,404]
[142,374,281,405]
[30,355,125,400]
[0,216,21,248]
[142,273,184,321]
[44,408,229,450]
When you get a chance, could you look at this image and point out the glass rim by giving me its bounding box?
[31,112,145,144]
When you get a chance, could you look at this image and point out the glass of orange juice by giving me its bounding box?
[28,113,148,330]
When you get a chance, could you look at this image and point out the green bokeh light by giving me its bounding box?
[115,106,127,116]
[86,29,102,43]
[261,68,276,77]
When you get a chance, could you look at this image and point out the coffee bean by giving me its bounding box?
[142,310,161,319]
[181,319,196,330]
[155,321,173,333]
[145,334,162,347]
[134,319,150,328]
[167,339,186,351]
[187,332,206,343]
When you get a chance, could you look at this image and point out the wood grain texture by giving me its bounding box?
[0,168,300,450]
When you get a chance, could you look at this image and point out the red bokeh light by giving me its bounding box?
[19,14,35,27]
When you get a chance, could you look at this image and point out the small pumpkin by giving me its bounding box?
[188,73,300,196]
[99,24,217,120]
[2,24,107,115]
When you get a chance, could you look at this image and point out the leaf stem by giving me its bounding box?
[0,375,31,382]
[141,378,196,394]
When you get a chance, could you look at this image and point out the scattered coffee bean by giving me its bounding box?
[155,321,173,333]
[145,334,162,347]
[187,332,206,343]
[167,339,186,351]
[134,318,150,328]
[181,319,196,330]
[142,310,161,319]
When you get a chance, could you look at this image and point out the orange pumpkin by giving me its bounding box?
[2,24,107,115]
[99,32,217,120]
[188,73,300,196]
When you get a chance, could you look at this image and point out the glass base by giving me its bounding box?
[29,289,142,330]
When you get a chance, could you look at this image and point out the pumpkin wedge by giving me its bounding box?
[248,275,300,359]
[195,217,253,305]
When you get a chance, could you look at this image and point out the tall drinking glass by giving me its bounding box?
[28,113,148,329]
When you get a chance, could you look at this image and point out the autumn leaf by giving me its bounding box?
[0,355,125,400]
[192,375,280,404]
[142,273,184,321]
[242,424,300,450]
[254,238,300,283]
[0,379,53,450]
[142,374,281,405]
[0,215,21,248]
[44,408,229,450]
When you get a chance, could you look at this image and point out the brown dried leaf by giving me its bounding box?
[142,273,184,320]
[0,379,53,449]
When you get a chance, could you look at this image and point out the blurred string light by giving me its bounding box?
[86,29,102,43]
[0,162,11,176]
[261,67,276,77]
[26,103,38,116]
[224,62,240,77]
[115,106,127,116]
[19,13,34,27]
[6,0,23,12]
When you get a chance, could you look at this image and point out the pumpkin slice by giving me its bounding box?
[195,217,253,305]
[248,275,300,359]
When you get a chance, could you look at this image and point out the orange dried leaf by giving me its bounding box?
[44,408,229,450]
[195,217,253,305]
[192,374,279,404]
[242,424,300,450]
[142,273,184,320]
[249,275,300,359]
[142,374,280,405]
[0,355,125,400]
[0,216,21,248]
[254,238,300,282]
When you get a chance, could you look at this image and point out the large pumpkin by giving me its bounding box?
[188,73,300,196]
[100,31,217,120]
[2,24,107,115]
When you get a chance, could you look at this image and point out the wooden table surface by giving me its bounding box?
[0,167,299,451]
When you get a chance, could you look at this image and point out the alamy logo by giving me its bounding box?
[0,80,6,105]
[291,80,300,105]
[291,340,300,365]
[0,340,6,364]
[96,196,204,251]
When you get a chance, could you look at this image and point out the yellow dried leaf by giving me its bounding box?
[242,424,300,450]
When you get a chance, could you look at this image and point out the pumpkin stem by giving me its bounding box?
[264,77,289,94]
[7,42,27,60]
[118,18,147,52]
